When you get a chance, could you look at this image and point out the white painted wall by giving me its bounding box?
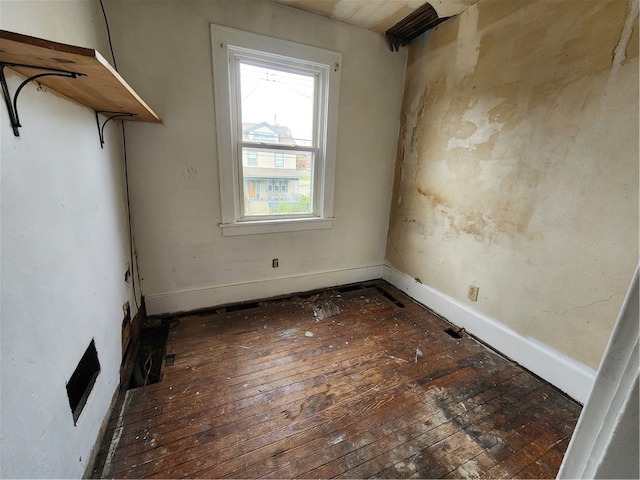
[0,1,140,477]
[103,0,407,314]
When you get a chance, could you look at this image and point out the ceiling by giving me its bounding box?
[271,0,480,34]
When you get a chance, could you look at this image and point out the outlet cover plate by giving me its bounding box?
[467,285,479,302]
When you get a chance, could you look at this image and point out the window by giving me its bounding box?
[251,132,277,142]
[211,25,341,236]
[266,179,288,193]
[247,150,258,166]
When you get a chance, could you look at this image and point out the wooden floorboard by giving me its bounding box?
[96,281,581,479]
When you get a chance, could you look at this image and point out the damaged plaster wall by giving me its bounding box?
[386,0,639,369]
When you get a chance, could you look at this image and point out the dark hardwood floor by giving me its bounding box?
[95,281,581,479]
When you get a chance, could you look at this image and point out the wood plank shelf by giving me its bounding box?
[0,29,161,136]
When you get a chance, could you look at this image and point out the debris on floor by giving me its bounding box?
[279,328,299,338]
[313,300,341,320]
[94,281,581,480]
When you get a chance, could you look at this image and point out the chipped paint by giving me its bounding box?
[609,0,639,78]
[430,0,481,17]
[455,4,480,77]
[386,0,639,369]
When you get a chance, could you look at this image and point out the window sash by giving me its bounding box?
[233,56,321,149]
[237,144,316,220]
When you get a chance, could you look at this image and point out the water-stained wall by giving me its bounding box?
[386,0,638,369]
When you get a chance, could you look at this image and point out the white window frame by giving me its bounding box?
[211,25,340,236]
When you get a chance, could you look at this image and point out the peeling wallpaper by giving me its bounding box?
[386,0,639,368]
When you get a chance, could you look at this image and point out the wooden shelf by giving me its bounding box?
[0,30,161,124]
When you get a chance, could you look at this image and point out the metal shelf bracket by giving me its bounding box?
[0,61,85,136]
[95,111,136,148]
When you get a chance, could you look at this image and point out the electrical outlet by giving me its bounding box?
[272,258,279,268]
[467,285,479,302]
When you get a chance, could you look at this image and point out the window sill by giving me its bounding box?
[220,217,334,236]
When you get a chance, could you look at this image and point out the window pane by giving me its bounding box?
[239,63,315,146]
[241,147,313,216]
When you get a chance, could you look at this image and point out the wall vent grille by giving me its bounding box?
[66,339,101,425]
[386,2,451,51]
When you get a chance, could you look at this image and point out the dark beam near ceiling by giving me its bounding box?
[385,2,451,52]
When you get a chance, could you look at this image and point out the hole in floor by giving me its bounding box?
[337,283,367,293]
[225,301,260,313]
[375,286,406,308]
[445,327,463,339]
[128,318,177,389]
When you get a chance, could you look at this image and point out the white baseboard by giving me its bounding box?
[145,264,384,316]
[382,264,596,403]
[146,262,595,402]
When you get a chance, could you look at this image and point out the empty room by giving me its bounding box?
[0,0,638,478]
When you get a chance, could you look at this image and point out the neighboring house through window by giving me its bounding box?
[211,24,341,236]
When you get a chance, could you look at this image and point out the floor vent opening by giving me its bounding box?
[375,286,406,308]
[225,301,260,313]
[445,327,464,339]
[337,283,367,293]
